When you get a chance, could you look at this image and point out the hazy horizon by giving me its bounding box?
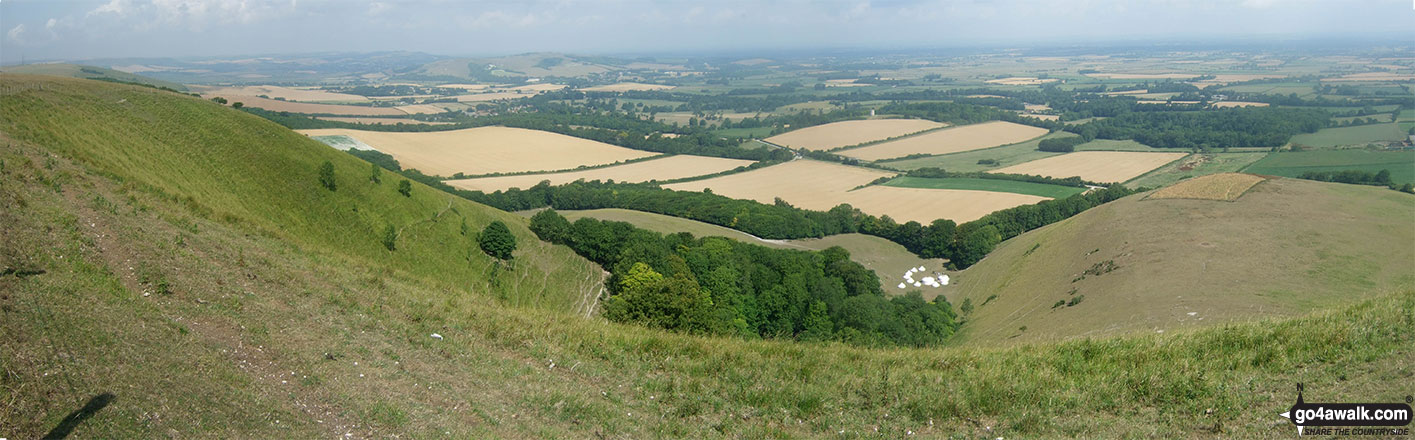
[3,0,1414,64]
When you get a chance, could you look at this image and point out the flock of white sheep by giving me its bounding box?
[898,266,948,289]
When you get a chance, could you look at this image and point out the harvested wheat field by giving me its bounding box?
[294,127,656,176]
[843,186,1048,223]
[435,83,491,91]
[1210,101,1270,108]
[395,104,458,114]
[1084,72,1198,80]
[985,77,1058,85]
[990,151,1188,183]
[765,119,947,150]
[838,121,1049,161]
[663,159,1042,223]
[664,160,895,208]
[581,82,675,92]
[1146,173,1267,201]
[189,84,368,102]
[210,95,405,116]
[316,116,453,125]
[445,155,753,192]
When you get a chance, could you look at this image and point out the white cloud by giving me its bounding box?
[89,0,134,17]
[7,24,26,44]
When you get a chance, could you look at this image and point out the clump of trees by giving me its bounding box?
[530,209,960,346]
[1068,107,1327,150]
[1037,136,1085,153]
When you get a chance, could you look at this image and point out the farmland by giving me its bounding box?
[444,155,753,192]
[315,116,452,125]
[990,151,1188,183]
[210,95,407,116]
[581,82,675,92]
[662,159,1047,223]
[1145,173,1268,201]
[881,131,1076,172]
[837,121,1050,161]
[763,119,946,150]
[1125,152,1270,188]
[295,127,657,176]
[1243,149,1415,185]
[188,84,368,103]
[881,176,1086,198]
[1286,123,1409,148]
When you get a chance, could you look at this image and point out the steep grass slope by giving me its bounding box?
[0,75,604,312]
[2,76,1412,438]
[946,174,1415,345]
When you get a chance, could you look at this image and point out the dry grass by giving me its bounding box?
[765,119,947,151]
[315,117,452,125]
[581,83,674,92]
[189,84,368,102]
[445,155,753,191]
[1145,173,1268,201]
[838,121,1049,161]
[393,104,456,114]
[663,159,1043,223]
[990,151,1188,183]
[206,95,405,116]
[294,127,656,176]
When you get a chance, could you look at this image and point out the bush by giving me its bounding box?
[1067,295,1085,307]
[397,179,411,197]
[478,221,517,261]
[369,162,382,183]
[318,161,336,191]
[381,224,397,251]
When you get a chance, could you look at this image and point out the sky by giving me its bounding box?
[2,0,1413,63]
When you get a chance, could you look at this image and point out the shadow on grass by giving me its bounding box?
[42,392,114,440]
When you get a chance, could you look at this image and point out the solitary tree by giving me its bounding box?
[381,224,397,251]
[397,179,411,197]
[478,221,517,262]
[369,162,382,184]
[232,102,244,109]
[318,160,336,191]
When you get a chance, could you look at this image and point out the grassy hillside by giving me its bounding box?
[3,76,1413,438]
[0,64,187,91]
[0,75,603,312]
[945,175,1415,346]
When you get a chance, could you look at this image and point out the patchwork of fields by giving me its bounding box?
[1243,149,1415,184]
[990,151,1188,183]
[297,127,657,176]
[663,160,1049,223]
[213,95,407,116]
[1287,123,1408,148]
[445,155,753,192]
[764,119,947,150]
[837,121,1050,161]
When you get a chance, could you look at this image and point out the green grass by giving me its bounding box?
[882,176,1086,198]
[1074,139,1162,151]
[1287,122,1408,148]
[880,131,1075,171]
[1242,149,1415,184]
[4,75,1414,439]
[1125,152,1269,188]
